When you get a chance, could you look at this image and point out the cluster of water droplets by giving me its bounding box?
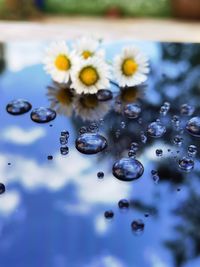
[60,130,69,156]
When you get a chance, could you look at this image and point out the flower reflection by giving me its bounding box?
[74,93,111,121]
[47,82,75,116]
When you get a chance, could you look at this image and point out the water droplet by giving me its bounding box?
[173,135,183,146]
[7,162,11,166]
[59,136,68,145]
[124,103,141,119]
[151,170,159,184]
[118,199,129,209]
[30,107,56,123]
[97,89,113,101]
[188,145,197,157]
[6,99,32,115]
[180,103,194,116]
[97,171,104,179]
[130,142,139,151]
[61,130,69,138]
[128,150,136,158]
[156,149,163,157]
[147,121,166,138]
[104,210,114,219]
[144,213,149,217]
[160,102,170,116]
[60,146,69,155]
[0,183,5,194]
[171,115,180,129]
[75,133,107,155]
[47,155,53,160]
[88,122,99,133]
[120,121,126,129]
[178,157,194,172]
[79,126,87,135]
[186,117,200,137]
[140,131,147,144]
[112,157,144,182]
[131,219,145,235]
[115,129,121,138]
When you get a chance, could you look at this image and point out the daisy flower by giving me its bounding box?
[74,93,111,121]
[73,36,104,60]
[43,41,77,84]
[47,82,75,116]
[71,57,110,95]
[113,46,149,87]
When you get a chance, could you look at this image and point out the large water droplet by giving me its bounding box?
[147,121,166,138]
[112,157,144,182]
[97,89,113,101]
[178,157,194,172]
[6,99,32,115]
[124,103,141,119]
[186,117,200,137]
[30,107,56,123]
[75,133,107,154]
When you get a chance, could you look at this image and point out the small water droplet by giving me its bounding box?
[60,146,69,155]
[115,129,121,138]
[147,121,166,138]
[124,103,141,119]
[97,171,104,179]
[112,157,144,182]
[131,219,145,235]
[155,149,163,157]
[186,117,200,137]
[30,107,56,123]
[120,121,126,129]
[0,183,5,194]
[97,89,113,101]
[59,136,68,145]
[140,131,147,144]
[130,142,139,151]
[180,103,194,116]
[160,102,170,116]
[88,122,99,133]
[47,155,53,160]
[118,199,129,209]
[173,135,183,146]
[104,210,114,219]
[188,145,197,157]
[6,99,32,115]
[61,130,69,138]
[128,149,136,158]
[151,170,159,184]
[178,157,194,172]
[79,126,87,135]
[75,133,107,155]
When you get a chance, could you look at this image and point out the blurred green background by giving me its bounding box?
[0,0,199,20]
[0,0,171,19]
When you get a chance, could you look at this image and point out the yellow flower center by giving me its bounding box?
[56,88,73,105]
[82,50,93,59]
[122,58,138,76]
[79,66,99,86]
[80,94,98,109]
[55,55,71,71]
[121,87,140,103]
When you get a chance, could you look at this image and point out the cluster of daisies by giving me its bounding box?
[43,36,149,94]
[44,36,149,121]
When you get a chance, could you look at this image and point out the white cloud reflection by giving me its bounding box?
[1,126,46,145]
[0,150,130,205]
[86,255,127,267]
[0,191,21,216]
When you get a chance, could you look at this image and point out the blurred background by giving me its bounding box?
[0,0,199,20]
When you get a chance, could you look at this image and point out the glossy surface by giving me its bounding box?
[0,41,200,267]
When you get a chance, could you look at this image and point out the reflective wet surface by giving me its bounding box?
[0,41,200,267]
